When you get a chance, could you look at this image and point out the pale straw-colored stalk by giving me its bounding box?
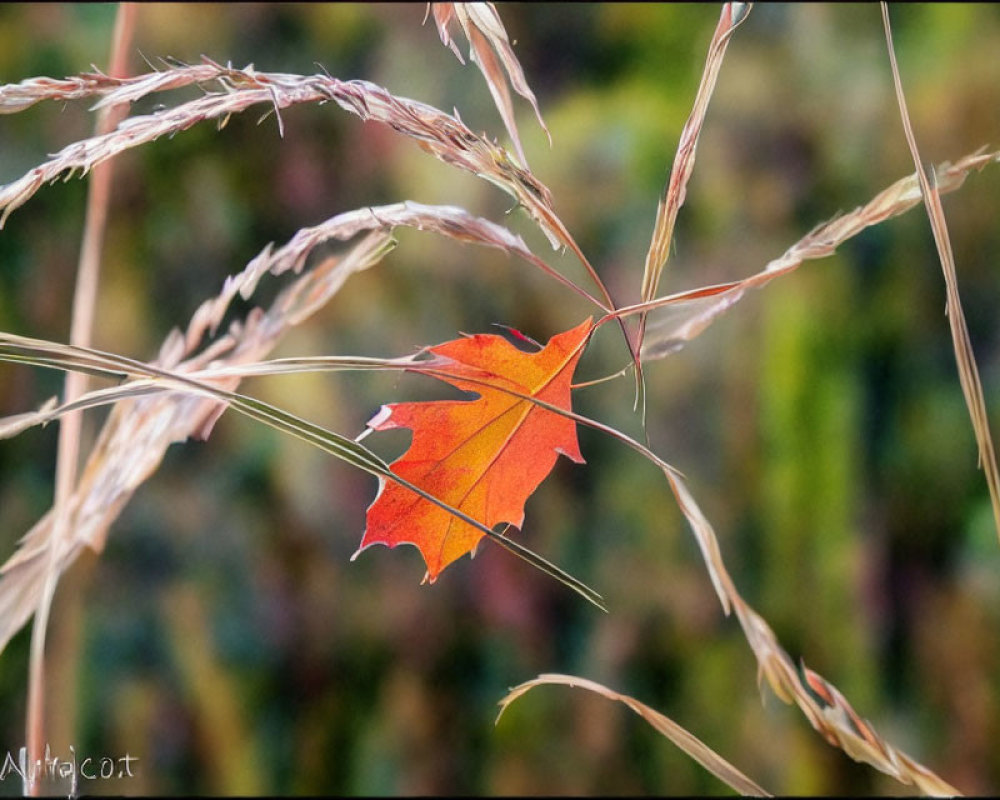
[881,2,1000,544]
[25,5,136,795]
[635,2,751,404]
[429,2,551,169]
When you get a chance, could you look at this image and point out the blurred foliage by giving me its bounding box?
[2,3,1000,795]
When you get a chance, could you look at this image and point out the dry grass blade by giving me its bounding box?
[187,200,602,352]
[0,56,627,372]
[624,148,1000,360]
[636,2,751,359]
[26,4,137,783]
[0,61,223,114]
[882,3,1000,543]
[0,398,59,438]
[430,3,551,167]
[0,60,573,264]
[497,673,770,796]
[662,469,960,796]
[636,287,747,360]
[0,230,391,657]
[430,5,464,61]
[0,60,615,324]
[0,355,423,442]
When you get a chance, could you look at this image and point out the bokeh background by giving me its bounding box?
[2,3,1000,795]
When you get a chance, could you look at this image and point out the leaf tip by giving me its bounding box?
[366,404,393,430]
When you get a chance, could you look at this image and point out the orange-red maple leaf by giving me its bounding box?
[355,317,592,581]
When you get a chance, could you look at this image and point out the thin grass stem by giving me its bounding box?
[26,6,136,793]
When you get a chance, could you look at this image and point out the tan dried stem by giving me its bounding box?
[0,61,221,114]
[661,470,960,796]
[498,674,770,796]
[0,61,576,277]
[430,3,551,168]
[0,52,629,342]
[0,52,633,384]
[881,3,1000,543]
[186,199,604,353]
[624,149,1000,358]
[25,4,136,793]
[636,2,751,366]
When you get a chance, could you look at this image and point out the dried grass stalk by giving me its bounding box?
[0,232,386,656]
[636,2,751,356]
[430,2,551,167]
[0,61,220,114]
[26,5,138,779]
[662,470,960,796]
[0,51,624,369]
[186,199,599,352]
[498,673,770,796]
[0,59,573,256]
[882,3,1000,543]
[632,148,1000,359]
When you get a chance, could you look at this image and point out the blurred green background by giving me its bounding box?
[2,3,1000,795]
